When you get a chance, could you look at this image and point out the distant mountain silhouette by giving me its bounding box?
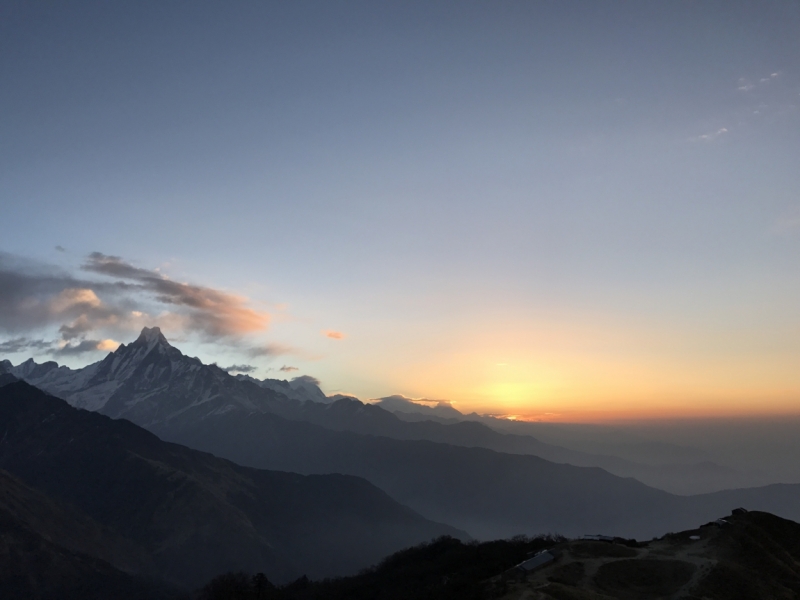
[5,328,800,539]
[278,396,743,495]
[236,373,333,404]
[0,380,464,589]
[158,405,800,541]
[157,407,685,539]
[2,329,742,494]
[376,394,466,420]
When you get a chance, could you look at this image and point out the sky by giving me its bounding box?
[2,1,799,420]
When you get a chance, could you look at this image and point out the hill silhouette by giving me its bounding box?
[511,509,800,600]
[0,380,464,589]
[0,469,174,600]
[7,333,800,541]
[197,510,800,600]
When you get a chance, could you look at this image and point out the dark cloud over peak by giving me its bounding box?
[0,337,53,354]
[223,364,257,373]
[0,253,117,333]
[291,375,320,387]
[54,339,110,355]
[59,315,94,341]
[83,252,154,281]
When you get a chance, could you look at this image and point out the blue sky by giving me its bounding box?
[2,1,799,418]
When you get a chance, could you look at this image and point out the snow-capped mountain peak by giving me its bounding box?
[2,327,300,427]
[106,326,181,373]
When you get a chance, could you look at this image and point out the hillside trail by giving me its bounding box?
[501,526,723,600]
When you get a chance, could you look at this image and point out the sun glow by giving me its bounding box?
[349,310,800,422]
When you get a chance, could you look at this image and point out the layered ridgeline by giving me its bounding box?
[0,329,747,495]
[4,328,800,540]
[0,380,463,592]
[0,328,740,494]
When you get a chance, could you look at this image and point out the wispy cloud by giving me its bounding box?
[245,340,321,361]
[738,72,779,92]
[0,337,53,354]
[693,127,728,142]
[732,71,798,125]
[718,70,795,139]
[323,330,345,339]
[83,252,269,337]
[279,365,298,372]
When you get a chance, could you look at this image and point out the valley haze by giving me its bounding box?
[3,326,800,498]
[2,327,800,540]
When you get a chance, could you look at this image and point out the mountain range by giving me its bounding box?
[0,327,747,495]
[0,379,462,590]
[4,327,800,542]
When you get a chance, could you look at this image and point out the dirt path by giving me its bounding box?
[501,527,724,600]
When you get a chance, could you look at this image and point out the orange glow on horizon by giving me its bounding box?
[346,312,800,423]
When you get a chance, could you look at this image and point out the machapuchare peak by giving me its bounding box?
[133,326,170,348]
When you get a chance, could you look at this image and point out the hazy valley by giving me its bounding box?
[3,328,800,597]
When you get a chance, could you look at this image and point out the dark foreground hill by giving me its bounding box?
[0,469,175,600]
[0,381,464,590]
[505,509,800,600]
[197,510,800,600]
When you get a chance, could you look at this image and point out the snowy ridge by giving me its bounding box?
[235,373,334,404]
[2,327,318,428]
